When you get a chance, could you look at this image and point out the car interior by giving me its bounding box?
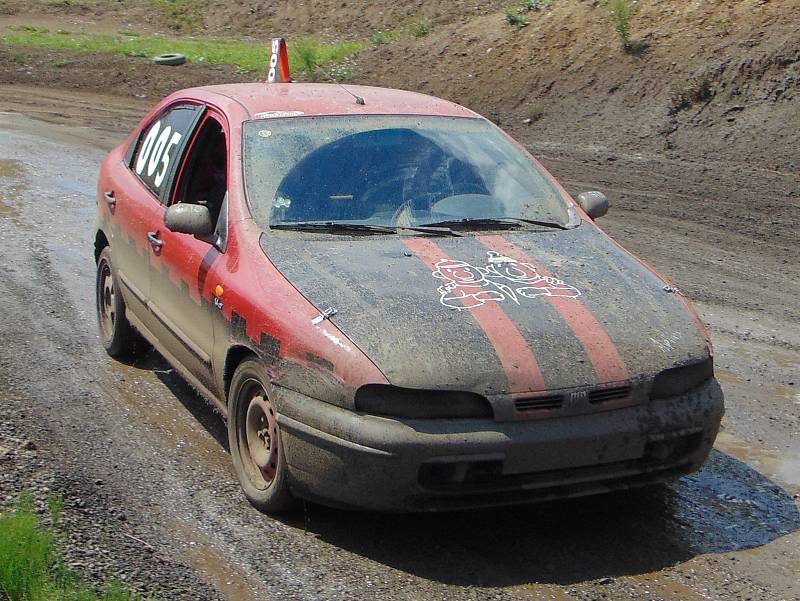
[173,116,228,227]
[272,128,498,225]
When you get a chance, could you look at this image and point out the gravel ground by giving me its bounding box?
[0,416,222,600]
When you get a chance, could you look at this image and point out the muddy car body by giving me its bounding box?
[94,69,724,511]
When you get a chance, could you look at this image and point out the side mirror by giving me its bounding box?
[576,191,609,220]
[164,203,214,237]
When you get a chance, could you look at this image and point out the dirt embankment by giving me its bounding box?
[2,0,799,171]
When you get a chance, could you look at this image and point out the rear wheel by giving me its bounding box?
[228,360,294,513]
[96,247,143,358]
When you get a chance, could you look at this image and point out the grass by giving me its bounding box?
[0,492,149,601]
[410,19,431,38]
[520,0,552,10]
[608,0,638,51]
[144,0,204,33]
[504,6,530,29]
[1,27,366,77]
[370,30,390,46]
[505,0,552,28]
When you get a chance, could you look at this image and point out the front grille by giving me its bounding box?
[514,394,563,412]
[589,385,632,405]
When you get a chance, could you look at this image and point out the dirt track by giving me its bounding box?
[0,82,798,600]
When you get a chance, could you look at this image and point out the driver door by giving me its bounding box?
[147,111,229,392]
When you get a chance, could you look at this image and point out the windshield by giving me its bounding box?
[243,115,576,231]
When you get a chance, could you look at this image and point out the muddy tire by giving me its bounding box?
[96,247,143,358]
[228,360,295,513]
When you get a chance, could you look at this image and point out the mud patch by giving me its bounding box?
[0,158,24,219]
[0,157,23,178]
[0,191,19,218]
[165,518,259,601]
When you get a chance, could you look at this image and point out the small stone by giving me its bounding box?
[22,440,37,451]
[598,577,615,585]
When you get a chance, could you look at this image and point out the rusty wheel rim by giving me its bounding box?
[98,260,116,342]
[241,380,280,490]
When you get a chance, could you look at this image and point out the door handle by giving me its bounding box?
[104,191,116,206]
[147,231,164,249]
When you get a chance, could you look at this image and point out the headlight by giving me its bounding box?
[650,357,713,399]
[354,384,493,419]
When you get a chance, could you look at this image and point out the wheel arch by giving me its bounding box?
[94,229,110,263]
[222,344,260,404]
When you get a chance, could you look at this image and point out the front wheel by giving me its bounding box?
[96,247,144,358]
[228,360,294,513]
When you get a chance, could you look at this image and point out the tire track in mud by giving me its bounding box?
[0,112,799,601]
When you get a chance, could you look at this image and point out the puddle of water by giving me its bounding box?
[715,429,800,488]
[97,363,231,473]
[166,518,259,601]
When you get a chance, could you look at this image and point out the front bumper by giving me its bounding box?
[275,379,724,511]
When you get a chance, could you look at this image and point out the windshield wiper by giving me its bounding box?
[271,222,462,237]
[419,217,568,231]
[506,217,570,230]
[397,225,461,237]
[419,218,523,230]
[271,222,397,234]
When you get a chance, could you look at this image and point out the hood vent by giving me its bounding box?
[514,394,563,412]
[589,385,632,404]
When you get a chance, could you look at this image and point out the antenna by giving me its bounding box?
[340,84,366,106]
[316,64,365,105]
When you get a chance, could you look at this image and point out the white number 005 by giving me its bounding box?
[135,119,183,189]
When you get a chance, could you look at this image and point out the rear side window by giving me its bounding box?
[131,105,203,200]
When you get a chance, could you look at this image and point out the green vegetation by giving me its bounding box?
[370,30,389,46]
[608,0,638,51]
[1,27,366,77]
[0,492,148,601]
[504,7,530,29]
[144,0,205,33]
[505,0,552,29]
[520,0,552,10]
[410,19,431,38]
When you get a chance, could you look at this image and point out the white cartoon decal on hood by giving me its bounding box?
[432,251,581,310]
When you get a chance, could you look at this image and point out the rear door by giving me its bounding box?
[110,103,204,336]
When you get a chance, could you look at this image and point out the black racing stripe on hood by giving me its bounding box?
[260,232,511,395]
[426,235,598,390]
[496,228,709,377]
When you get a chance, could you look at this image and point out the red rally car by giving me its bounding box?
[94,41,724,512]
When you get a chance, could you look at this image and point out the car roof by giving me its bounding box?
[189,83,481,120]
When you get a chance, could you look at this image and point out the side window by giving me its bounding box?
[131,105,203,200]
[171,116,228,227]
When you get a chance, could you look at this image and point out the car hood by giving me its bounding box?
[260,225,709,396]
